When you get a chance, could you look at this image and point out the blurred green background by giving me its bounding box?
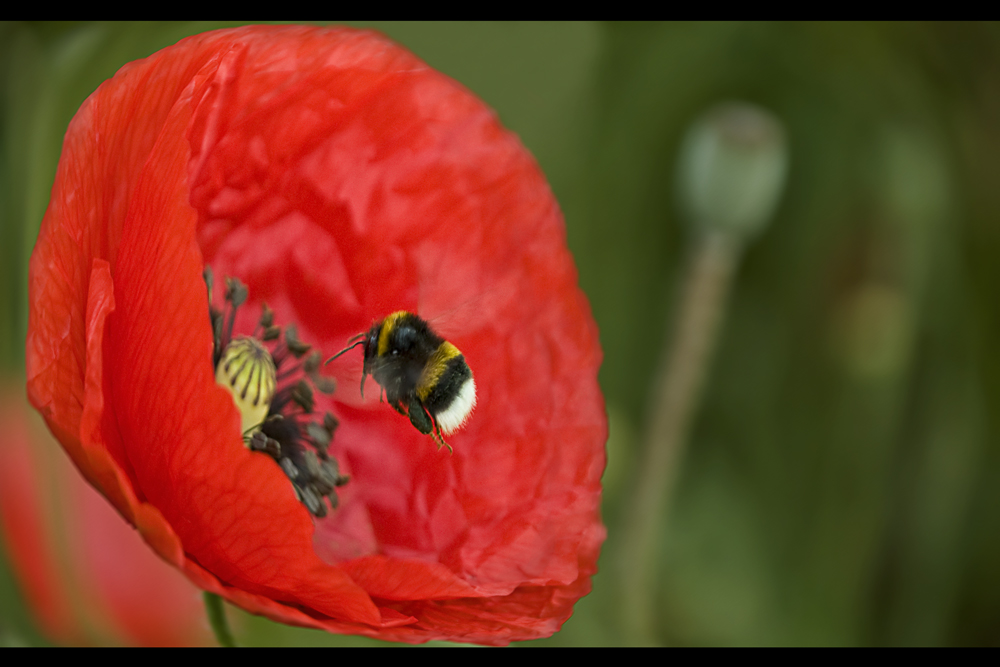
[1,21,999,646]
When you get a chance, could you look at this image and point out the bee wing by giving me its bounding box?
[417,274,518,342]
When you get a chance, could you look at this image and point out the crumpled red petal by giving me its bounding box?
[27,25,605,645]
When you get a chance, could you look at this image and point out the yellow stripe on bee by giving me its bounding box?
[416,341,462,401]
[377,311,410,357]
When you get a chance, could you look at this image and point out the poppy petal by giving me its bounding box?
[28,25,606,644]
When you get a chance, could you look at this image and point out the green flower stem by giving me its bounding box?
[203,591,237,647]
[619,230,740,645]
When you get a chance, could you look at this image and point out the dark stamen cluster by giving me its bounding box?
[205,268,349,518]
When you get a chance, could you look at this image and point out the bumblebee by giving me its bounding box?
[327,311,476,449]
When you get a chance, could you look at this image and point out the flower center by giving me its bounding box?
[205,267,348,518]
[216,337,276,435]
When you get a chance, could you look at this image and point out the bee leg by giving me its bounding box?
[390,398,408,417]
[407,395,434,435]
[427,413,453,454]
[435,431,453,454]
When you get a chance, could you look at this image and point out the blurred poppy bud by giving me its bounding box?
[676,102,789,238]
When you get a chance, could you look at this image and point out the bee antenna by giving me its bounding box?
[324,334,366,365]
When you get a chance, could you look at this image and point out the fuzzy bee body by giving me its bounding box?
[329,311,476,448]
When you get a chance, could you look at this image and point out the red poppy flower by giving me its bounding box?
[26,25,605,645]
[0,384,211,646]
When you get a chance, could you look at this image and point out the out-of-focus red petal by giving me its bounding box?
[0,385,211,646]
[28,25,606,644]
[0,393,82,644]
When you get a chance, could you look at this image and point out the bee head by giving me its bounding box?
[373,311,413,359]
